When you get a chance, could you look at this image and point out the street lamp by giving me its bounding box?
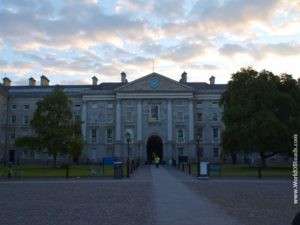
[126,132,131,178]
[196,134,200,178]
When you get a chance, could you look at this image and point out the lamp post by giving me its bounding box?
[196,134,200,178]
[126,132,131,178]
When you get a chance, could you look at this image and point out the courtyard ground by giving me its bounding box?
[0,165,297,225]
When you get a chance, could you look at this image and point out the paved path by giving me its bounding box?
[150,165,244,225]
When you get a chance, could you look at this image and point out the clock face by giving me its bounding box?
[149,79,160,89]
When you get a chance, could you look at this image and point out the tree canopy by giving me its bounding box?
[220,67,300,167]
[15,86,83,167]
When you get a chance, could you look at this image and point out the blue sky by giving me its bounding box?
[0,0,299,85]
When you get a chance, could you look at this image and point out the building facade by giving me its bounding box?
[0,72,227,164]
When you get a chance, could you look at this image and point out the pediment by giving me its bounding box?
[115,73,194,92]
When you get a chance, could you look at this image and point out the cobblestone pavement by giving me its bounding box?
[0,177,155,225]
[168,168,298,225]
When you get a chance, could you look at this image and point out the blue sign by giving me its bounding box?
[103,157,117,166]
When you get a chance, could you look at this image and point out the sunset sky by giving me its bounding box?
[0,0,299,85]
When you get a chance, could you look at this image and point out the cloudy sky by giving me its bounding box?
[0,0,299,85]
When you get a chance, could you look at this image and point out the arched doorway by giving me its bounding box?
[147,135,163,164]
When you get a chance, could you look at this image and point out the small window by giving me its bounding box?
[107,103,113,109]
[213,128,219,139]
[212,101,218,106]
[24,104,30,110]
[75,104,81,109]
[212,112,219,121]
[213,147,219,158]
[177,129,184,143]
[11,115,16,124]
[12,104,17,110]
[91,104,98,109]
[196,112,202,122]
[149,105,159,122]
[196,101,202,108]
[177,111,184,122]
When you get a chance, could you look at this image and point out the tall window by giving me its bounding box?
[177,111,184,122]
[106,128,113,144]
[126,111,133,122]
[213,127,219,139]
[197,127,203,142]
[106,113,113,123]
[23,115,29,125]
[177,129,184,143]
[23,104,30,110]
[149,105,159,122]
[91,128,97,144]
[213,147,219,158]
[11,115,16,124]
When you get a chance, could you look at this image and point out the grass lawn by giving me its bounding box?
[0,164,130,178]
[184,164,294,178]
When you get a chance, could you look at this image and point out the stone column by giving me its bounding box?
[116,100,121,141]
[137,100,142,141]
[167,100,172,141]
[188,100,194,141]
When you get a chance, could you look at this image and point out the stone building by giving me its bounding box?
[0,72,226,164]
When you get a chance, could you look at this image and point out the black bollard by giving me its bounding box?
[188,163,191,174]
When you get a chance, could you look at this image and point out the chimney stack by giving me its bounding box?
[40,75,49,86]
[29,77,36,86]
[180,71,187,83]
[209,75,215,85]
[121,72,127,83]
[92,76,98,86]
[3,77,11,86]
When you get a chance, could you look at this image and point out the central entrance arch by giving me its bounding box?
[147,135,163,164]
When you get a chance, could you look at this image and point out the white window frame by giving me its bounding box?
[106,128,113,144]
[106,113,113,123]
[149,105,160,122]
[212,112,219,121]
[91,128,97,144]
[212,127,219,139]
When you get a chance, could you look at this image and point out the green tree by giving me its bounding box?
[220,67,300,167]
[16,86,84,167]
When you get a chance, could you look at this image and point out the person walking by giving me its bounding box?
[155,156,160,168]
